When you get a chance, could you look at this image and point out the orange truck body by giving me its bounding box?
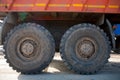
[0,0,120,13]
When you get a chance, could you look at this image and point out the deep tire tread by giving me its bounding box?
[4,23,55,74]
[60,23,111,74]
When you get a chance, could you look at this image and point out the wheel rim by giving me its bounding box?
[75,37,97,60]
[17,37,38,59]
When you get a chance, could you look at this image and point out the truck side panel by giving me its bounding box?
[0,0,120,13]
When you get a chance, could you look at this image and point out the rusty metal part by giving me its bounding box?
[75,37,97,60]
[17,38,37,58]
[20,41,34,57]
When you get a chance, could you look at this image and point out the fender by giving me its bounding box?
[106,19,115,49]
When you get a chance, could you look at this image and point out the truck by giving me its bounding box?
[0,0,120,74]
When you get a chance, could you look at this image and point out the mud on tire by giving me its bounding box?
[4,23,55,74]
[60,23,111,74]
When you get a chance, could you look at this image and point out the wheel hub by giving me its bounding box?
[18,39,37,58]
[80,41,94,55]
[76,38,96,59]
[21,42,34,56]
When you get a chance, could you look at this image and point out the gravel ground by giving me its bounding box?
[0,51,120,80]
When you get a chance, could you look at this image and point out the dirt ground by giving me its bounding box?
[0,51,120,80]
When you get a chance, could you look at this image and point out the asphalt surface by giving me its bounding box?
[0,50,120,80]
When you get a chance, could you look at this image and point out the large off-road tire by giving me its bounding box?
[4,23,55,74]
[60,23,111,74]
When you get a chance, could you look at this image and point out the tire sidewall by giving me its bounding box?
[5,23,55,72]
[61,24,110,73]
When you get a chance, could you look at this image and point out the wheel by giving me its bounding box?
[60,23,111,74]
[4,23,55,74]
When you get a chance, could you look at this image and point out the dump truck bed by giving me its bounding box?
[0,0,120,13]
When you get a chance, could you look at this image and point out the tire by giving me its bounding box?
[4,23,55,74]
[60,23,111,74]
